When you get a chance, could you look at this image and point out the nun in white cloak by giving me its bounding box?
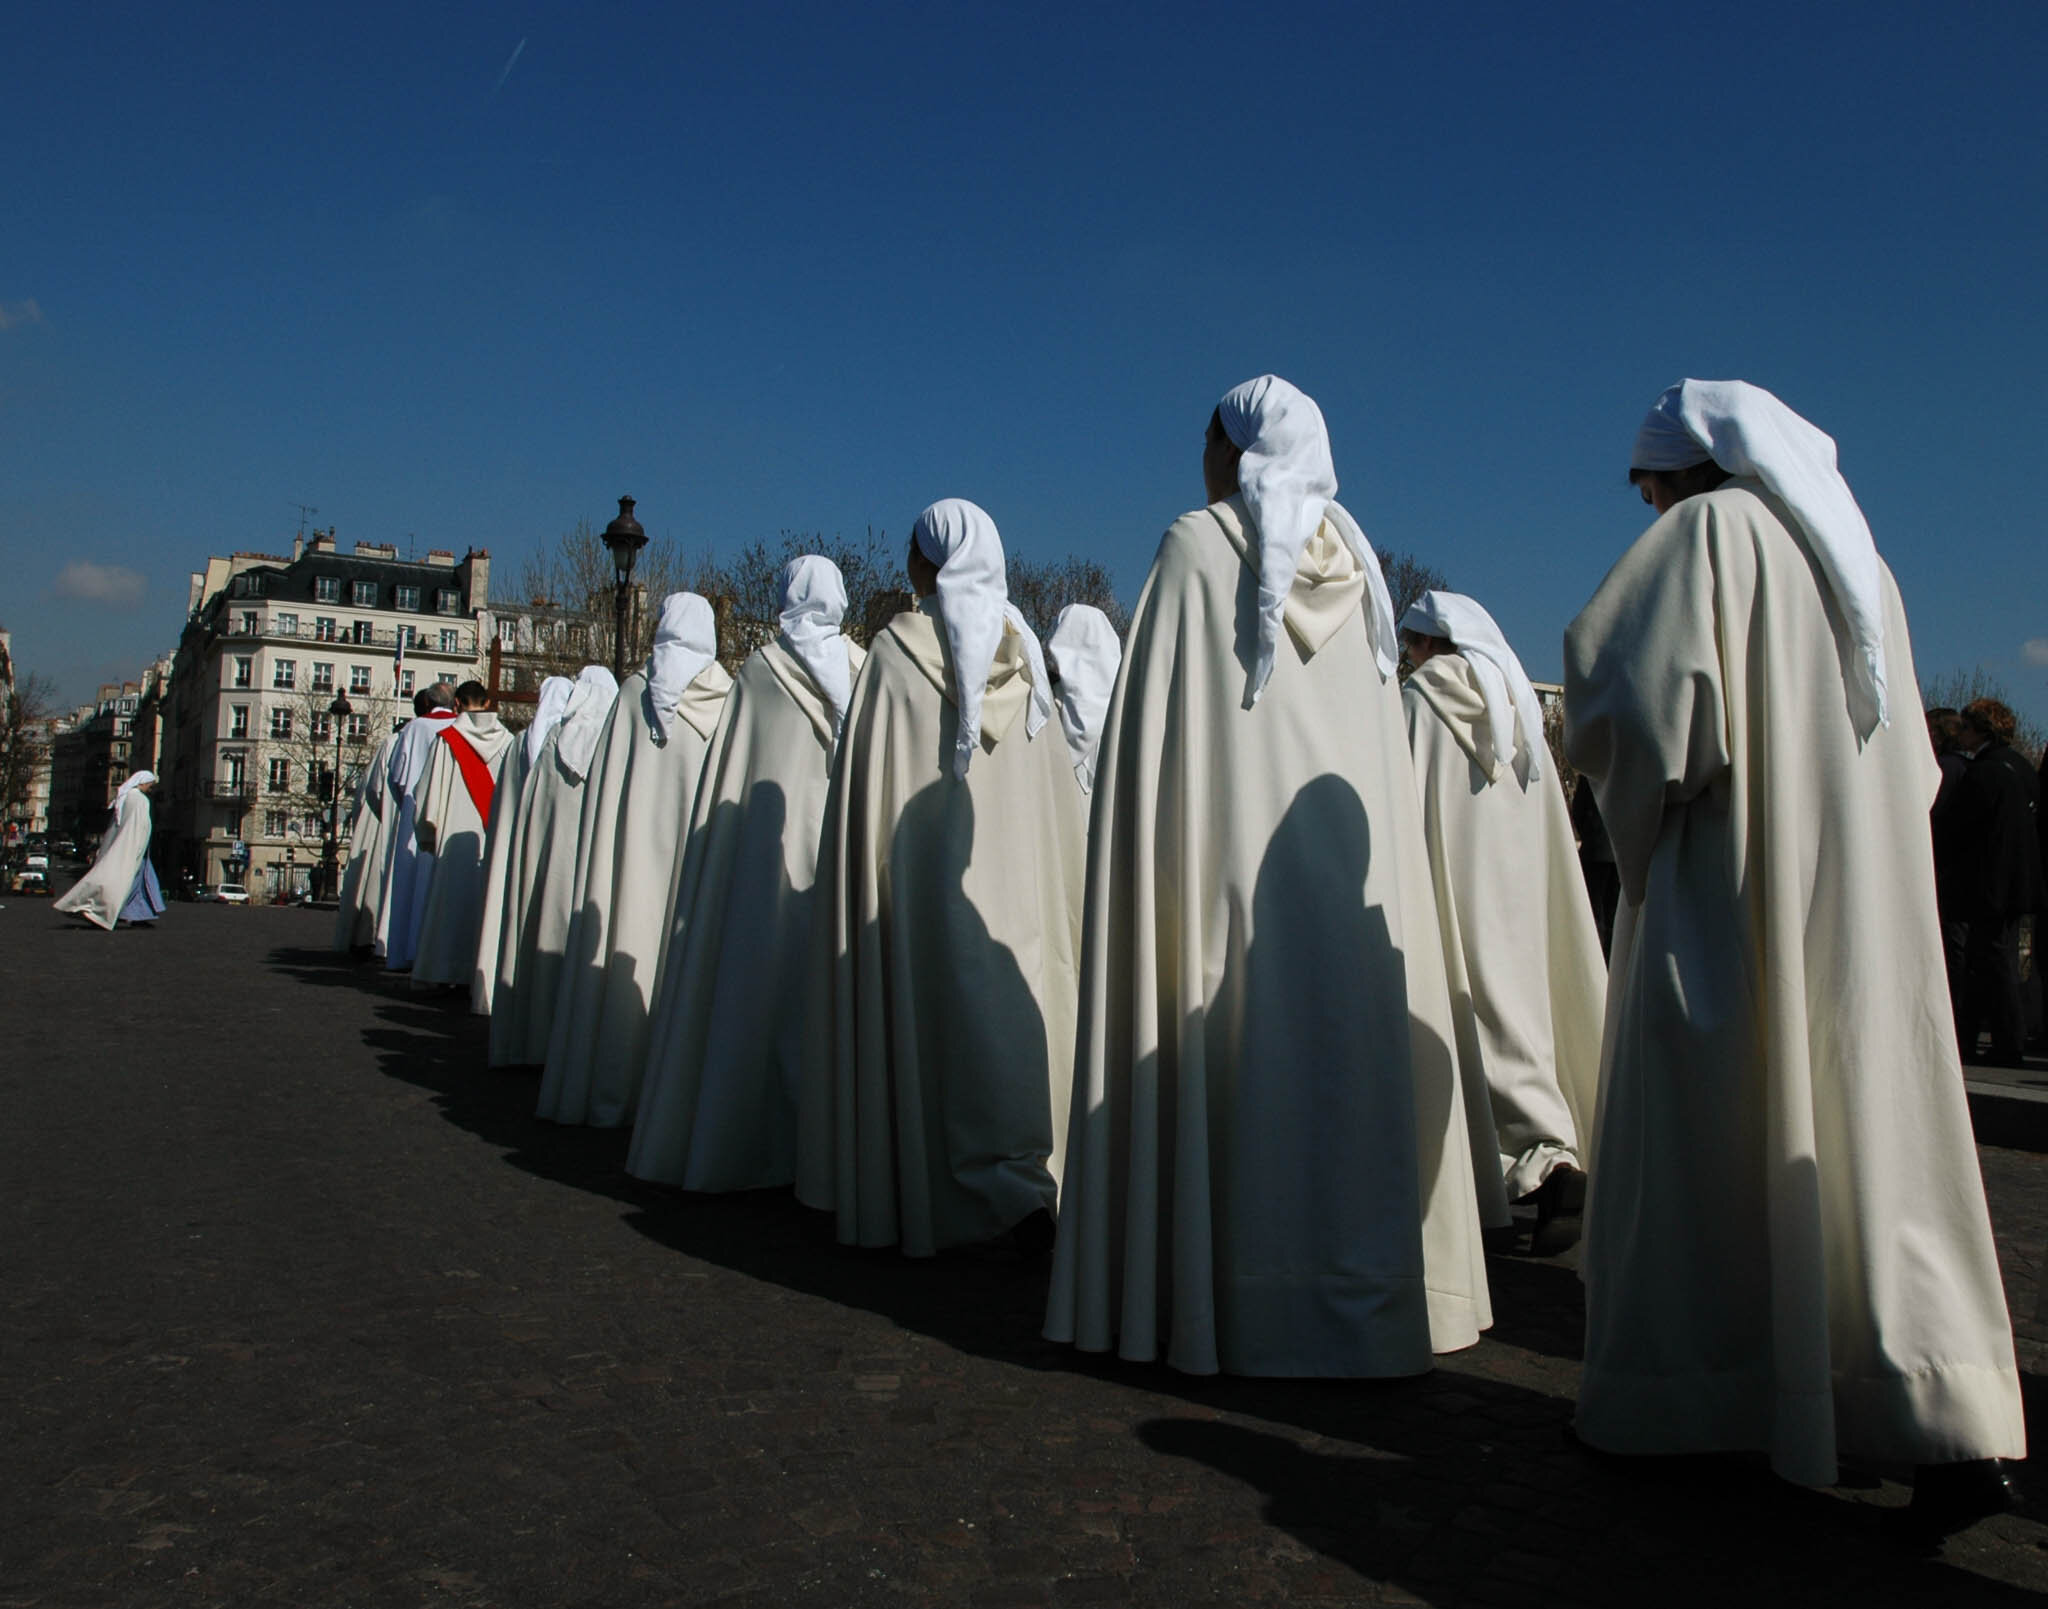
[333,727,401,952]
[1566,380,2023,1519]
[538,597,731,1126]
[409,701,520,989]
[795,500,1087,1256]
[630,557,866,1191]
[488,664,617,1068]
[1398,589,1604,1252]
[55,771,162,930]
[376,689,459,969]
[1043,603,1122,797]
[1044,375,1490,1378]
[469,676,569,1014]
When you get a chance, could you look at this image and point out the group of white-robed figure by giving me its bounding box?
[317,370,2021,1539]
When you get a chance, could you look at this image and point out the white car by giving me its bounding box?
[211,883,250,905]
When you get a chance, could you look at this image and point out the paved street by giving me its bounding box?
[5,900,2048,1608]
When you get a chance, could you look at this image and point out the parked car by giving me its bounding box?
[199,883,251,905]
[14,870,48,896]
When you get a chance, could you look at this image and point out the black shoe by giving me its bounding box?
[1528,1165,1587,1257]
[1886,1459,2018,1547]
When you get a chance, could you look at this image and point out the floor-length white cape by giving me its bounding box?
[795,601,1086,1255]
[1403,653,1605,1215]
[466,737,530,1015]
[537,666,731,1126]
[55,789,154,931]
[487,728,596,1068]
[332,731,399,951]
[410,712,519,988]
[1044,495,1490,1377]
[1564,479,2024,1483]
[377,711,458,968]
[630,636,864,1191]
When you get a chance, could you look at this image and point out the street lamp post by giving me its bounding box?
[601,495,648,680]
[321,692,352,901]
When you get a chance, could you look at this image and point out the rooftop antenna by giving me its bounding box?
[290,502,319,538]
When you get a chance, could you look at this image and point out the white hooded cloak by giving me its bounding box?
[55,774,157,931]
[409,710,520,988]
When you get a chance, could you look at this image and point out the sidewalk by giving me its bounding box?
[4,902,2046,1606]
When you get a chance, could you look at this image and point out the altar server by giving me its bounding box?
[1045,375,1489,1377]
[1043,603,1122,795]
[332,715,408,952]
[796,500,1086,1256]
[631,557,865,1191]
[410,683,519,990]
[539,597,731,1126]
[376,680,459,969]
[1567,378,2023,1535]
[488,664,616,1068]
[469,675,569,1014]
[1399,590,1603,1254]
[55,771,162,930]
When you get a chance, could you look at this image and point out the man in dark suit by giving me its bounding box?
[1952,698,2044,1065]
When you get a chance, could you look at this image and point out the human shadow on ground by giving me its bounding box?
[262,941,2046,1604]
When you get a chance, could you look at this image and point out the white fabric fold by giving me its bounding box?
[1630,378,1889,736]
[1044,604,1122,793]
[1217,374,1398,705]
[911,498,1052,778]
[645,592,720,742]
[776,555,854,742]
[524,676,574,765]
[553,664,619,781]
[1399,590,1545,785]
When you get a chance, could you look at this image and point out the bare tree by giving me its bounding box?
[509,519,723,680]
[1923,666,2047,763]
[0,671,57,833]
[698,528,901,666]
[1379,548,1450,629]
[1004,555,1131,642]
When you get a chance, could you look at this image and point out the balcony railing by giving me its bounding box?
[221,617,478,657]
[205,779,255,800]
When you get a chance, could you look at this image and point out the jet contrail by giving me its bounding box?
[492,37,527,94]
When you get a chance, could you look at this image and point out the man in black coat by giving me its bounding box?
[1952,698,2044,1065]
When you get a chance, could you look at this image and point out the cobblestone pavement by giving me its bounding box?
[5,901,2048,1607]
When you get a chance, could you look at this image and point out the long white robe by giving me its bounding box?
[795,601,1086,1255]
[537,666,732,1126]
[1565,478,2024,1483]
[1044,495,1491,1378]
[630,637,865,1191]
[377,710,458,968]
[1403,653,1604,1217]
[466,736,530,1015]
[333,731,399,951]
[487,729,597,1068]
[55,789,154,931]
[410,712,519,988]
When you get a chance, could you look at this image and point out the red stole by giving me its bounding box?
[438,725,495,823]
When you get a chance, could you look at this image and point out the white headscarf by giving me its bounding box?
[1401,590,1545,785]
[116,770,156,801]
[913,499,1053,779]
[644,592,719,742]
[524,676,573,765]
[1631,378,1889,736]
[1045,603,1122,793]
[1217,375,1398,706]
[552,664,619,781]
[777,555,853,740]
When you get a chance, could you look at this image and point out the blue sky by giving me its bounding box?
[4,2,2044,729]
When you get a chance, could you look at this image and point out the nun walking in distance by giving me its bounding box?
[630,556,866,1193]
[55,770,164,930]
[1565,378,2025,1540]
[797,500,1086,1258]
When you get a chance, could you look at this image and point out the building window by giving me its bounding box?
[272,659,296,689]
[348,665,372,694]
[400,670,416,696]
[437,589,461,615]
[316,576,341,603]
[311,662,334,692]
[239,610,259,635]
[267,757,291,794]
[314,616,337,642]
[270,708,293,740]
[439,628,460,653]
[350,620,373,645]
[276,613,299,636]
[310,711,333,742]
[344,711,368,740]
[223,753,247,792]
[229,705,250,739]
[232,656,253,689]
[264,809,287,837]
[395,585,421,611]
[351,580,377,606]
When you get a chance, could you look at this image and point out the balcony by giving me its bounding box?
[205,779,255,800]
[222,617,478,658]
